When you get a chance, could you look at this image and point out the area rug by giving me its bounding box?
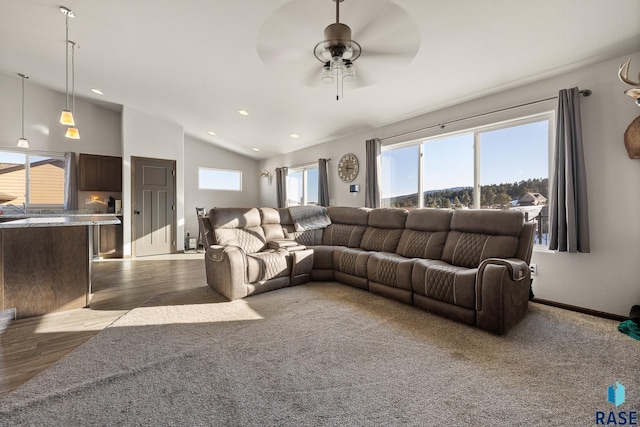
[0,282,638,426]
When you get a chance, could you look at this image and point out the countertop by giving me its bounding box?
[0,215,121,229]
[0,210,121,219]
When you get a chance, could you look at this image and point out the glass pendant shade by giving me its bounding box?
[343,62,356,82]
[65,126,80,139]
[60,109,75,126]
[17,138,29,148]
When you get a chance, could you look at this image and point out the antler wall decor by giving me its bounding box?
[258,169,272,184]
[618,57,640,159]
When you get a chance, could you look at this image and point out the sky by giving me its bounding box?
[381,119,549,198]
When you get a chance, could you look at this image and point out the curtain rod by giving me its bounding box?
[286,158,331,169]
[380,89,592,142]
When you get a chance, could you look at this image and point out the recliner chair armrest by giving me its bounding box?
[206,244,246,261]
[475,258,531,334]
[479,257,530,282]
[267,239,307,252]
[205,245,248,300]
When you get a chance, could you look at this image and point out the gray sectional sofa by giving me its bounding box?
[203,206,535,334]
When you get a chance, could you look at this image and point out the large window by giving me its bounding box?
[287,165,318,206]
[0,151,65,206]
[198,167,242,191]
[381,113,552,245]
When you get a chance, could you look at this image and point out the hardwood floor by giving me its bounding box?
[0,254,207,396]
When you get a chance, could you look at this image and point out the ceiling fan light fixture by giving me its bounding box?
[343,60,356,82]
[321,62,335,83]
[314,0,361,99]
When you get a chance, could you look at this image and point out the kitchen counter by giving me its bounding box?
[0,215,119,319]
[0,210,119,219]
[0,215,120,228]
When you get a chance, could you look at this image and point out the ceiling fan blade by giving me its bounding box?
[257,43,309,63]
[302,63,323,87]
[362,47,419,62]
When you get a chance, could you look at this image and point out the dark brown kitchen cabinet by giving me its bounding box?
[79,154,122,191]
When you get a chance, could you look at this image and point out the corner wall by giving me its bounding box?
[183,134,259,241]
[260,51,640,317]
[121,106,184,256]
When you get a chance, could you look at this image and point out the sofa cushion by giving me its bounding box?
[412,260,476,310]
[441,209,523,268]
[209,207,266,253]
[367,252,414,291]
[333,247,370,278]
[259,207,286,241]
[396,209,452,259]
[322,207,369,248]
[246,249,290,282]
[360,208,407,252]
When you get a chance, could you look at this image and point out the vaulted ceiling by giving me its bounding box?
[1,0,639,159]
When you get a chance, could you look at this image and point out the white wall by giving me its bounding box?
[0,72,121,156]
[261,51,640,317]
[121,106,185,256]
[183,134,259,240]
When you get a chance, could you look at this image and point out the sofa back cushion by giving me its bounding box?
[441,209,523,268]
[259,207,286,241]
[360,208,407,252]
[209,207,266,254]
[278,208,323,246]
[396,208,452,259]
[322,206,369,247]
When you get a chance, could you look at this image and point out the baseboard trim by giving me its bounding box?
[531,298,627,322]
[0,308,17,333]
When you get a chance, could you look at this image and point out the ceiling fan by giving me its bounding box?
[313,0,362,99]
[256,0,420,97]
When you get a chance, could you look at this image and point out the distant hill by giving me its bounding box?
[384,178,548,209]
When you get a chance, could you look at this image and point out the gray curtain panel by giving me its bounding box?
[364,138,381,208]
[318,158,330,207]
[549,87,590,253]
[64,152,78,210]
[275,167,288,208]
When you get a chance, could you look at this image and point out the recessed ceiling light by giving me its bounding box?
[207,131,216,136]
[238,110,249,116]
[252,148,260,152]
[91,88,103,95]
[290,133,299,138]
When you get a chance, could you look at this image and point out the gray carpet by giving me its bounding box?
[0,282,638,426]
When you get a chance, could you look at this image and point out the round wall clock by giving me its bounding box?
[338,153,359,183]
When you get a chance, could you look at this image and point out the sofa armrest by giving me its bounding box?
[480,257,530,282]
[475,258,531,334]
[205,245,248,300]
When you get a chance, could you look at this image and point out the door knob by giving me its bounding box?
[134,210,141,215]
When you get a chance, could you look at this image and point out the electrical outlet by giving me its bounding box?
[529,263,538,276]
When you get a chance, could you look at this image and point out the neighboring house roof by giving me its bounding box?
[0,159,64,175]
[518,192,548,205]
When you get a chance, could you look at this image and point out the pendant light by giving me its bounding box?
[17,73,29,148]
[59,6,75,126]
[65,41,80,139]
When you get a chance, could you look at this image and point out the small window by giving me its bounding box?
[287,165,318,206]
[198,167,242,191]
[0,151,65,207]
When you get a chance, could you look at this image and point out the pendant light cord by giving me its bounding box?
[21,75,25,137]
[65,14,70,110]
[70,42,76,114]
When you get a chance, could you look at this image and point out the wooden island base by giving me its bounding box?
[0,215,119,319]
